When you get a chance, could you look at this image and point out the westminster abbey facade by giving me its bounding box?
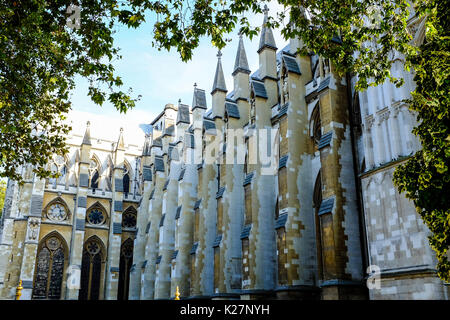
[0,7,448,300]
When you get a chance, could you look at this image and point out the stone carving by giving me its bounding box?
[27,218,40,241]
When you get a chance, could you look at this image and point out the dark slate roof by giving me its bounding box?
[177,103,191,124]
[225,102,240,119]
[153,137,162,147]
[178,168,186,181]
[154,156,164,172]
[226,90,235,101]
[163,125,175,137]
[185,133,195,148]
[318,197,334,215]
[175,206,182,219]
[318,131,333,150]
[240,224,252,239]
[156,255,162,264]
[159,214,166,227]
[168,146,179,161]
[276,43,292,63]
[194,199,202,210]
[216,186,225,199]
[282,55,301,75]
[317,76,331,93]
[145,222,151,234]
[143,166,152,181]
[149,189,155,200]
[162,179,170,191]
[192,88,207,110]
[278,103,288,118]
[275,213,288,229]
[279,155,289,169]
[251,80,268,99]
[171,250,178,260]
[233,36,251,75]
[243,172,254,186]
[203,119,216,132]
[212,234,222,247]
[190,242,199,254]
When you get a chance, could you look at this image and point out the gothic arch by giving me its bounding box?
[79,235,107,300]
[85,201,109,226]
[42,197,71,222]
[118,238,134,300]
[122,206,137,229]
[309,101,322,145]
[32,231,69,300]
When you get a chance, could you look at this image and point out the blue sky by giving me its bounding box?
[68,2,288,142]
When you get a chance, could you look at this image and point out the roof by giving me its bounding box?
[318,131,333,150]
[278,103,288,118]
[243,172,254,186]
[154,156,164,172]
[192,87,207,110]
[194,199,202,210]
[318,197,334,215]
[213,234,222,247]
[275,213,288,229]
[240,224,252,239]
[190,242,199,254]
[216,186,225,199]
[176,103,190,124]
[282,55,301,75]
[279,155,289,169]
[251,80,268,99]
[225,102,240,119]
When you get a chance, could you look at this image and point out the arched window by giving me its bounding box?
[89,157,100,190]
[91,170,99,190]
[44,198,70,222]
[310,102,322,147]
[32,234,67,300]
[86,203,107,226]
[123,173,130,196]
[117,238,134,300]
[79,237,104,300]
[122,206,137,229]
[313,171,324,280]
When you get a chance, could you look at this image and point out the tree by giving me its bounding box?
[0,180,6,218]
[0,1,141,183]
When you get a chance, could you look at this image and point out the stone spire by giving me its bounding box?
[211,50,227,94]
[233,33,250,76]
[116,127,125,151]
[82,121,91,145]
[258,4,277,53]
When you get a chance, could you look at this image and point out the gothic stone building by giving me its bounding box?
[0,8,448,300]
[0,125,142,300]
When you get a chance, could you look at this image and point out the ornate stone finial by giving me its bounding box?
[120,127,123,132]
[263,4,269,15]
[175,286,180,300]
[217,50,222,59]
[86,121,91,127]
[194,82,197,89]
[16,280,23,300]
[178,98,182,105]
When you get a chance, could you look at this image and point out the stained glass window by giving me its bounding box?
[122,207,137,228]
[32,236,66,300]
[87,207,105,225]
[47,203,68,221]
[79,238,103,300]
[118,239,134,300]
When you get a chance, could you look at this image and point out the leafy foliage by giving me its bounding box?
[0,0,140,182]
[393,0,450,282]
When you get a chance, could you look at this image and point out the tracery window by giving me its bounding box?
[86,205,106,225]
[118,238,134,300]
[123,173,130,196]
[46,202,68,222]
[311,102,322,146]
[122,206,137,229]
[89,158,100,190]
[79,238,104,300]
[32,235,66,300]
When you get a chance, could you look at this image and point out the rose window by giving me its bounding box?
[87,208,105,225]
[47,203,68,221]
